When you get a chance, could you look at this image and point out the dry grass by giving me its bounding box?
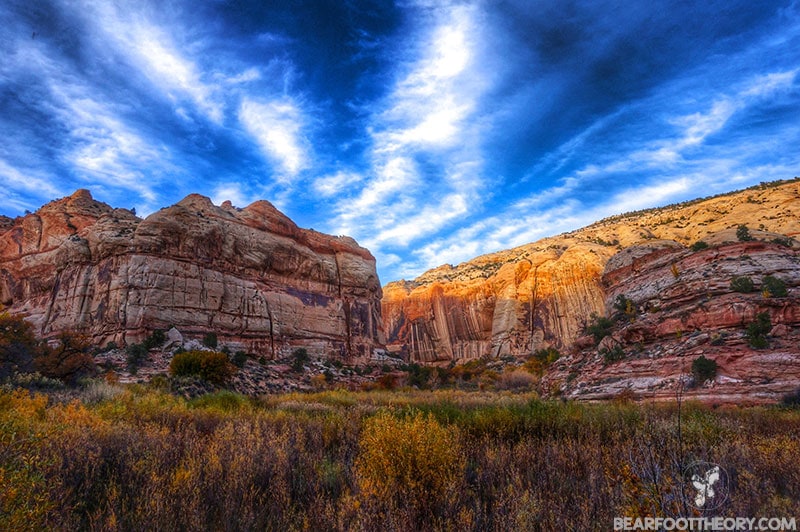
[1,386,799,531]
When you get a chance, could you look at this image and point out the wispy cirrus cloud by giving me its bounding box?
[326,1,496,264]
[1,0,799,284]
[238,98,310,181]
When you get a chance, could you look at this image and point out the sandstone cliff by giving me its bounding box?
[543,234,800,402]
[0,190,384,359]
[383,179,800,364]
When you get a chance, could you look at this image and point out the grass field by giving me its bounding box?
[2,384,798,531]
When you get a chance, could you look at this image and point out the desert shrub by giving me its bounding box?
[601,345,625,364]
[1,371,64,391]
[730,276,755,293]
[142,329,166,350]
[523,347,560,375]
[690,240,709,251]
[291,348,309,373]
[169,350,234,385]
[405,363,432,388]
[0,312,43,379]
[747,312,772,349]
[761,275,787,298]
[126,343,148,373]
[101,341,119,352]
[311,373,328,390]
[188,390,248,412]
[373,373,397,390]
[691,355,718,385]
[737,224,754,241]
[202,332,218,349]
[35,332,97,384]
[587,313,614,344]
[79,379,125,404]
[356,410,463,517]
[495,370,536,391]
[231,351,248,368]
[782,388,800,407]
[771,236,793,247]
[612,294,637,320]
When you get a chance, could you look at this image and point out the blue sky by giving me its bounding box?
[1,0,799,283]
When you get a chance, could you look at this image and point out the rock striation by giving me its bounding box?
[543,235,800,403]
[383,179,800,365]
[0,190,384,359]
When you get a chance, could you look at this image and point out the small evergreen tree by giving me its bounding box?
[691,355,718,384]
[736,224,754,242]
[730,276,755,293]
[746,312,772,349]
[761,275,787,298]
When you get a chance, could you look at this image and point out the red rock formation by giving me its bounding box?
[544,237,800,403]
[0,190,384,359]
[383,244,611,362]
[383,179,800,365]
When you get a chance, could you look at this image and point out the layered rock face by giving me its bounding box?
[0,190,384,359]
[544,235,800,402]
[383,179,800,363]
[383,244,612,362]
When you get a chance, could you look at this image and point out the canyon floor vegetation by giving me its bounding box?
[2,382,799,531]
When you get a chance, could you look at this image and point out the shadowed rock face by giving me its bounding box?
[382,179,800,365]
[0,190,384,359]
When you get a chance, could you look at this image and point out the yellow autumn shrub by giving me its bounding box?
[355,409,463,506]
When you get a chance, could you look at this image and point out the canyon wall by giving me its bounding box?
[0,190,384,359]
[544,235,800,402]
[383,179,800,364]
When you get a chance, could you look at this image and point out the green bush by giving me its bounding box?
[231,351,248,368]
[746,312,772,349]
[612,295,637,320]
[601,345,625,364]
[142,329,166,350]
[587,313,614,344]
[126,343,148,374]
[169,350,234,385]
[761,275,787,298]
[782,388,800,407]
[202,332,218,349]
[730,276,755,293]
[691,355,718,384]
[524,347,561,375]
[737,224,754,242]
[291,348,309,373]
[406,363,432,388]
[690,241,709,252]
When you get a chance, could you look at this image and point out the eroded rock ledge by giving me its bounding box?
[0,190,384,360]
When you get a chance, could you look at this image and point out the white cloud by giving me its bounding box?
[238,98,309,180]
[132,27,222,122]
[604,178,691,215]
[365,193,469,247]
[75,1,225,123]
[211,183,253,208]
[0,159,61,198]
[221,67,261,85]
[375,5,483,152]
[323,2,495,264]
[312,171,364,197]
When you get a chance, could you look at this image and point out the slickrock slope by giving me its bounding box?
[383,179,800,364]
[0,190,383,359]
[543,235,800,402]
